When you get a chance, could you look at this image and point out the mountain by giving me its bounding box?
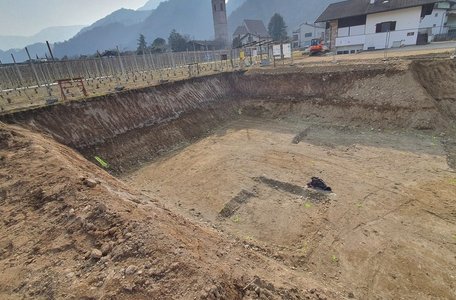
[53,0,214,58]
[138,0,163,11]
[54,23,140,58]
[227,0,247,14]
[228,0,338,34]
[53,8,153,58]
[78,9,151,34]
[0,25,84,51]
[139,0,213,42]
[0,43,50,64]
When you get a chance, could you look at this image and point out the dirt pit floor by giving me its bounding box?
[126,116,456,299]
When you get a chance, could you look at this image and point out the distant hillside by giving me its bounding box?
[54,23,140,58]
[227,0,247,14]
[53,8,153,58]
[138,0,163,11]
[54,0,214,58]
[0,25,84,51]
[228,0,338,34]
[139,0,213,43]
[0,43,50,64]
[77,9,151,35]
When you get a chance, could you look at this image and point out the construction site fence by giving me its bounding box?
[0,49,242,90]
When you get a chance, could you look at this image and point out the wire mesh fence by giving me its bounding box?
[0,49,243,113]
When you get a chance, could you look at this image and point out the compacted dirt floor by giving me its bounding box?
[126,116,456,299]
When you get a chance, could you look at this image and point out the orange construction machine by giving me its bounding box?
[309,38,329,55]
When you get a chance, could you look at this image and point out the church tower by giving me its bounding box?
[211,0,229,48]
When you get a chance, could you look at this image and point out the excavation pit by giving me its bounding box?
[1,60,456,299]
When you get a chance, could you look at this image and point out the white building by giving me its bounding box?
[316,0,456,54]
[292,22,326,49]
[419,1,456,39]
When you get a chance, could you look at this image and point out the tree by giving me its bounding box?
[137,34,147,54]
[151,37,167,53]
[168,29,188,52]
[232,36,242,48]
[268,13,288,42]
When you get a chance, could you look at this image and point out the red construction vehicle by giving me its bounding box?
[309,38,329,55]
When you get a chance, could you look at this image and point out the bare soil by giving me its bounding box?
[125,117,456,299]
[1,58,456,300]
[0,123,336,300]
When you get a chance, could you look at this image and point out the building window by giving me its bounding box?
[375,21,396,33]
[304,32,312,37]
[433,24,437,27]
[435,13,438,17]
[220,3,224,11]
[407,32,415,36]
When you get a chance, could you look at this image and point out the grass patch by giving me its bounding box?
[231,215,241,223]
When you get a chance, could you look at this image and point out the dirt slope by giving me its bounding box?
[0,122,338,299]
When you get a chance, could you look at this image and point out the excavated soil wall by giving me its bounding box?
[1,60,455,172]
[1,73,242,172]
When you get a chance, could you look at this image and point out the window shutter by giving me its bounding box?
[390,22,396,31]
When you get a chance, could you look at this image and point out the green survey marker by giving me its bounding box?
[95,156,109,168]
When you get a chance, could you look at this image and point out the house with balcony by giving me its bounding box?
[316,0,456,54]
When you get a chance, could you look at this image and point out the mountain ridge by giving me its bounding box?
[0,25,84,51]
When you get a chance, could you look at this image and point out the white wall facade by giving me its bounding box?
[364,6,422,50]
[420,8,448,35]
[336,35,366,47]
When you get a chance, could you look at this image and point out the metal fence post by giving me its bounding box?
[25,47,41,87]
[384,31,390,61]
[116,46,125,75]
[11,54,24,87]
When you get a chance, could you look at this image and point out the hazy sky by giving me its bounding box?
[0,0,149,36]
